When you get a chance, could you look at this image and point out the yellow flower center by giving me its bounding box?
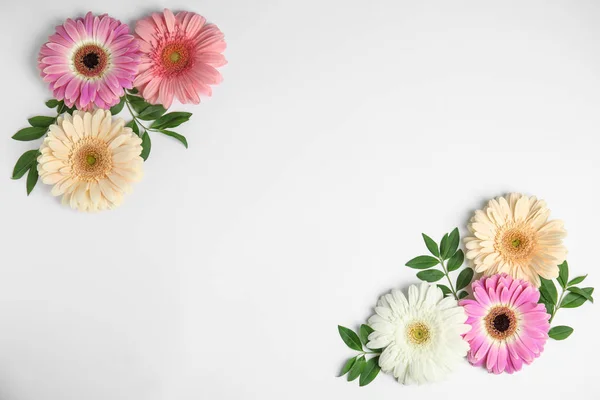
[170,51,181,63]
[70,138,113,182]
[406,322,431,345]
[495,222,537,263]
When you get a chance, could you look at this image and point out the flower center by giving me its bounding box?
[406,322,431,345]
[495,223,537,263]
[70,139,112,182]
[485,306,517,340]
[73,44,109,78]
[160,42,190,75]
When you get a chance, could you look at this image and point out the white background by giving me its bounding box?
[1,0,599,399]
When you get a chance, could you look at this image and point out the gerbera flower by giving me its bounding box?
[134,9,227,108]
[37,109,143,211]
[465,193,567,287]
[460,274,550,374]
[367,283,470,384]
[38,12,141,111]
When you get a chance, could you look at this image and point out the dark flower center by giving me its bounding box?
[493,313,511,332]
[82,53,100,69]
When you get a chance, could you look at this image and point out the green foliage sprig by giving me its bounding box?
[538,261,594,340]
[337,325,381,386]
[11,100,75,195]
[115,88,191,161]
[405,228,473,300]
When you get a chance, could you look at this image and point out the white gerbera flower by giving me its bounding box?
[37,109,143,212]
[367,283,470,385]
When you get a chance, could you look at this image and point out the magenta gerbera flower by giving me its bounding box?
[460,274,550,374]
[134,9,227,108]
[38,12,141,110]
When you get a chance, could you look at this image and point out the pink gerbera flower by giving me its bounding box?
[38,12,141,110]
[460,274,550,374]
[134,9,227,108]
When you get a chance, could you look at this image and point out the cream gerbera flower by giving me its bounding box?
[367,283,470,385]
[464,193,567,287]
[37,109,143,211]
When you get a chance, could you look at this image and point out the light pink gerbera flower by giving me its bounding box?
[460,274,550,374]
[38,12,141,110]
[134,9,227,108]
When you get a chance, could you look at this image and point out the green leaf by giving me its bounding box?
[159,130,188,148]
[405,255,439,269]
[347,356,365,381]
[567,275,587,287]
[437,284,452,296]
[340,357,356,377]
[422,234,439,257]
[557,261,569,289]
[561,287,594,308]
[26,163,39,195]
[138,104,167,121]
[548,325,574,340]
[567,287,594,303]
[128,87,139,95]
[150,112,192,129]
[541,299,554,315]
[416,269,445,282]
[447,249,464,272]
[126,95,151,114]
[109,97,126,115]
[539,277,558,305]
[458,291,469,300]
[359,356,380,387]
[12,126,47,141]
[338,326,363,352]
[126,120,140,136]
[359,324,374,347]
[45,99,59,108]
[12,150,39,179]
[455,267,474,291]
[140,132,151,161]
[441,228,460,260]
[28,116,55,127]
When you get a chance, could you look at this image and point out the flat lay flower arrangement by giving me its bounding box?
[11,10,226,211]
[338,193,594,386]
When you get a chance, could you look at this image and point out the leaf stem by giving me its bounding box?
[439,257,459,300]
[124,94,160,135]
[550,287,566,323]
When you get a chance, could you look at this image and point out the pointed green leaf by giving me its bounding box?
[150,112,192,129]
[128,87,139,95]
[458,291,469,300]
[557,261,569,289]
[548,325,573,340]
[340,356,357,376]
[28,116,55,128]
[456,267,474,291]
[347,356,365,381]
[126,94,151,114]
[126,120,140,136]
[416,269,445,282]
[45,99,59,108]
[405,255,439,269]
[447,249,464,272]
[540,299,554,315]
[12,150,39,179]
[109,97,126,115]
[439,233,449,260]
[138,104,167,121]
[539,277,558,305]
[159,130,188,148]
[567,287,594,303]
[359,356,380,386]
[437,284,452,296]
[561,287,594,308]
[567,275,587,287]
[441,228,460,259]
[359,324,374,346]
[140,132,151,161]
[12,127,47,141]
[26,163,39,195]
[338,326,362,352]
[422,234,439,257]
